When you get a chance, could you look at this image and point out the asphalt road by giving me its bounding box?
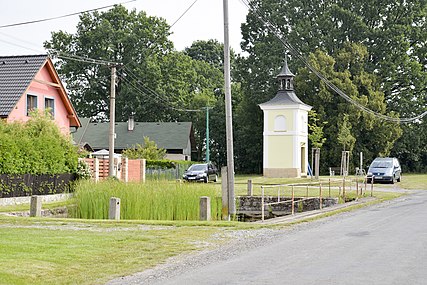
[147,191,427,285]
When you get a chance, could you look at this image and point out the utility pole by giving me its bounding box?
[108,66,116,177]
[205,107,212,163]
[223,0,235,216]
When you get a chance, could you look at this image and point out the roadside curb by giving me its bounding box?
[257,196,377,225]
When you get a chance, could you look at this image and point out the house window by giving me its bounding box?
[45,97,55,117]
[26,94,37,116]
[274,115,286,131]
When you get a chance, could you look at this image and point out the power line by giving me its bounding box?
[53,51,120,66]
[0,31,46,53]
[240,0,427,123]
[0,37,44,54]
[170,0,199,28]
[0,0,136,29]
[121,66,204,113]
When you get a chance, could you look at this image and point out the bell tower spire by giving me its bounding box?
[277,54,295,91]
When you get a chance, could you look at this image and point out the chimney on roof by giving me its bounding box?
[128,115,135,131]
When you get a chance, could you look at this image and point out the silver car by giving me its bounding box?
[367,157,401,184]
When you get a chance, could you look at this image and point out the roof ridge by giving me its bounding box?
[0,54,47,59]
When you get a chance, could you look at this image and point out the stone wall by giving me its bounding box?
[0,193,72,207]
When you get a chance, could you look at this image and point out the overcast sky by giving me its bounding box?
[0,0,248,56]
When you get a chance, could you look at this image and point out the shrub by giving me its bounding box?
[122,137,166,160]
[76,160,92,180]
[0,111,79,175]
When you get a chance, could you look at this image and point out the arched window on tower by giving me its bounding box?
[274,115,287,132]
[286,79,291,89]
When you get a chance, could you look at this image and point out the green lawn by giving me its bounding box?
[391,173,427,190]
[0,216,257,285]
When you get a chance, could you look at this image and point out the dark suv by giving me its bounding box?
[182,163,218,183]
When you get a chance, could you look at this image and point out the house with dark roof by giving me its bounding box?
[73,117,196,161]
[0,54,81,133]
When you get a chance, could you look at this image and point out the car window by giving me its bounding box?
[371,161,392,168]
[188,164,207,171]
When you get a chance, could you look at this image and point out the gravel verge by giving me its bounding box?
[106,227,289,285]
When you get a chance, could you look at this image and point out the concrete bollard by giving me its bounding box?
[200,196,211,221]
[109,197,121,220]
[247,179,253,196]
[30,195,42,217]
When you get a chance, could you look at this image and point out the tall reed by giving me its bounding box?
[71,180,222,221]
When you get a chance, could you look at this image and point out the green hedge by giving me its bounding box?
[0,112,79,175]
[146,160,197,170]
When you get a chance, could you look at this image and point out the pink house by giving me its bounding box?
[0,54,80,133]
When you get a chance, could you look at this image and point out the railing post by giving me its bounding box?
[343,177,346,202]
[328,178,331,197]
[371,176,374,197]
[291,186,295,215]
[319,182,323,210]
[356,179,359,197]
[247,179,253,196]
[364,177,367,195]
[261,186,265,222]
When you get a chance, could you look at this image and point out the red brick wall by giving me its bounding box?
[127,159,142,182]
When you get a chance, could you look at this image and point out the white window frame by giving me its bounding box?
[44,96,55,117]
[26,94,38,116]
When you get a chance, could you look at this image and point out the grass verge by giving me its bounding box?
[0,215,265,285]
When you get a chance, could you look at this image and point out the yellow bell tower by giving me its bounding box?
[259,57,312,178]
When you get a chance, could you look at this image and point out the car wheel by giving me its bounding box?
[204,176,208,183]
